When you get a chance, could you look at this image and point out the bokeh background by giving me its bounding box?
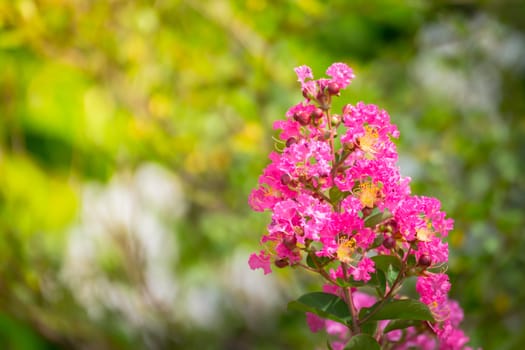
[1,1,524,349]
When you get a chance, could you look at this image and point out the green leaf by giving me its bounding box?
[327,339,334,350]
[287,292,352,325]
[306,254,332,269]
[369,270,386,296]
[329,186,350,204]
[383,319,422,333]
[344,334,380,350]
[360,320,378,336]
[386,264,399,287]
[360,299,435,322]
[369,235,384,249]
[406,254,417,268]
[371,254,402,272]
[336,277,365,288]
[364,208,392,228]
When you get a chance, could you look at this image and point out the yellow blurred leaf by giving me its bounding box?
[0,155,78,234]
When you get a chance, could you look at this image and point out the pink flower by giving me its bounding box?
[416,238,449,265]
[306,312,325,332]
[326,62,355,90]
[393,332,437,350]
[350,257,375,282]
[294,65,313,84]
[439,327,470,350]
[273,119,302,141]
[352,290,376,310]
[248,251,272,274]
[296,193,332,242]
[248,154,297,212]
[279,139,332,181]
[325,319,348,338]
[248,62,472,349]
[447,299,465,327]
[340,102,399,161]
[416,273,451,306]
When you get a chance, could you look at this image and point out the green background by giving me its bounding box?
[1,1,524,349]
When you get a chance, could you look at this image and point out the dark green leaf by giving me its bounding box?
[360,320,378,336]
[386,264,399,287]
[306,253,332,269]
[329,186,350,204]
[369,270,386,296]
[364,209,392,228]
[361,299,435,322]
[288,292,352,325]
[383,319,422,333]
[407,254,417,268]
[428,265,447,274]
[371,254,402,272]
[369,235,384,249]
[344,334,380,350]
[336,277,365,288]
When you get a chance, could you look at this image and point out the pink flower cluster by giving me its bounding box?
[248,63,472,349]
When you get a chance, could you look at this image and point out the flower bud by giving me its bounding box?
[274,258,289,268]
[383,236,396,249]
[302,82,317,100]
[280,173,292,185]
[286,137,297,147]
[418,254,432,267]
[331,114,341,126]
[312,116,323,127]
[302,89,310,100]
[293,111,311,126]
[316,92,331,110]
[383,220,398,234]
[283,235,297,249]
[327,82,340,95]
[362,207,373,218]
[343,142,355,152]
[310,107,324,121]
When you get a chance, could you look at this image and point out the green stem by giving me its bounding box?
[341,264,360,334]
[358,248,412,326]
[302,253,338,285]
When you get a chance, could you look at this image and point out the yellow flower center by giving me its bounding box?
[416,223,434,242]
[358,125,379,157]
[263,185,279,198]
[359,182,380,208]
[336,237,357,264]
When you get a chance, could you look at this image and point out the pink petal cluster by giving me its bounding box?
[248,63,472,349]
[326,63,355,90]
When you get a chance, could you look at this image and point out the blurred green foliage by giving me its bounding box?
[1,1,524,349]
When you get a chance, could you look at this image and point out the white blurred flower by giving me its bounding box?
[221,249,284,330]
[412,13,525,116]
[61,163,185,330]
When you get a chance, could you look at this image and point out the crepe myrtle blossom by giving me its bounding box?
[248,63,474,349]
